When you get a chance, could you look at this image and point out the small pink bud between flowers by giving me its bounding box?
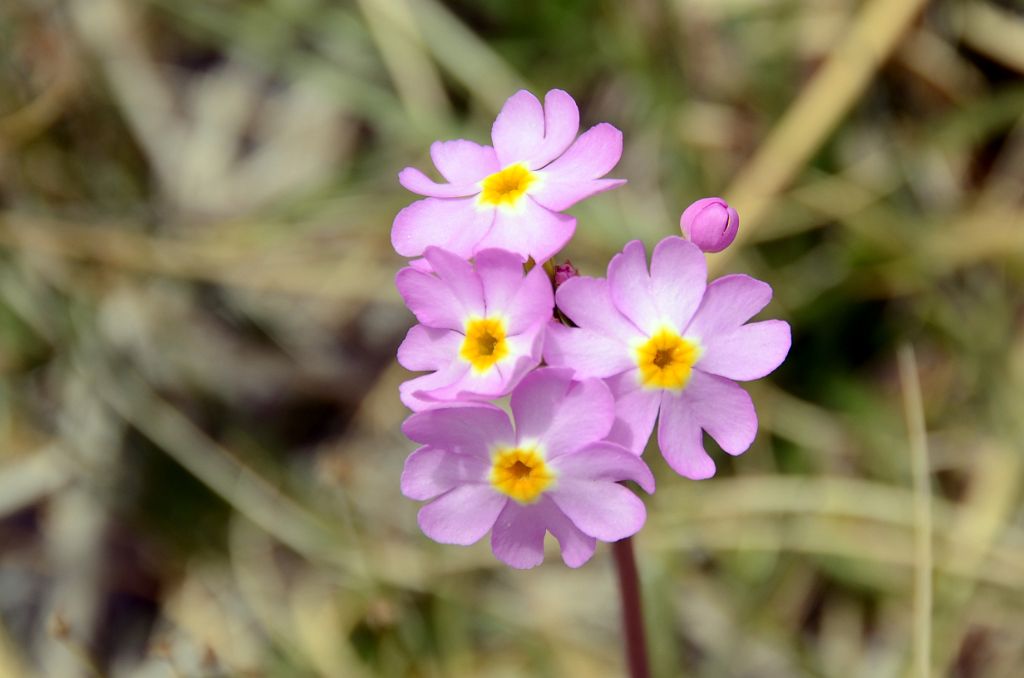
[680,197,739,253]
[553,261,579,288]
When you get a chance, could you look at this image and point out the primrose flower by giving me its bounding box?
[400,368,654,569]
[396,246,553,411]
[392,89,625,264]
[544,237,791,479]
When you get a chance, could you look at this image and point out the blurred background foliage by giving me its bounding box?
[1,0,1023,676]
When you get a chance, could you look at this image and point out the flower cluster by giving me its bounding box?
[392,89,790,569]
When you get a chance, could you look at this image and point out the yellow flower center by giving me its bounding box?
[478,163,536,208]
[635,328,700,390]
[490,447,555,503]
[459,317,510,373]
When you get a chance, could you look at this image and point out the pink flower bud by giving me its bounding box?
[553,261,578,288]
[679,197,739,253]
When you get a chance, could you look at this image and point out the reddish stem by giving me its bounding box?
[611,536,651,678]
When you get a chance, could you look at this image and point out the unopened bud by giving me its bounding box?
[680,197,739,253]
[553,261,578,288]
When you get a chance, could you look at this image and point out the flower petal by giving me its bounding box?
[656,390,716,479]
[422,247,486,318]
[510,368,614,457]
[474,198,575,264]
[392,197,495,259]
[396,325,462,371]
[542,322,633,379]
[396,268,474,331]
[427,347,539,403]
[398,167,480,198]
[491,90,545,166]
[605,370,661,454]
[607,240,662,335]
[530,89,581,168]
[398,361,471,411]
[697,320,791,381]
[475,250,553,334]
[548,480,646,542]
[475,247,525,314]
[541,498,596,567]
[430,139,499,184]
[537,122,623,182]
[685,370,758,456]
[649,236,706,331]
[555,276,643,344]
[549,442,655,493]
[684,274,773,341]
[406,257,432,273]
[530,178,626,212]
[504,323,545,364]
[490,502,547,569]
[401,446,490,501]
[418,485,506,545]
[402,404,514,459]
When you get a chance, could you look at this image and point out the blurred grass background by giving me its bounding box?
[1,0,1023,676]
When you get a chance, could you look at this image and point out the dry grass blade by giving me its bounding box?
[357,0,450,130]
[76,346,351,570]
[0,447,70,519]
[645,514,1024,591]
[405,0,527,111]
[959,2,1024,76]
[899,345,932,678]
[0,214,396,302]
[716,0,930,268]
[0,621,28,678]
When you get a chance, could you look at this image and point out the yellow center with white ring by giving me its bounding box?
[635,327,701,390]
[477,163,536,208]
[459,317,510,373]
[489,447,555,503]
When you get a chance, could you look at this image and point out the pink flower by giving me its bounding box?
[395,247,553,411]
[680,197,739,253]
[544,237,791,479]
[400,368,654,569]
[391,89,625,264]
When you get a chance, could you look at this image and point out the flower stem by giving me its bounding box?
[611,536,650,678]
